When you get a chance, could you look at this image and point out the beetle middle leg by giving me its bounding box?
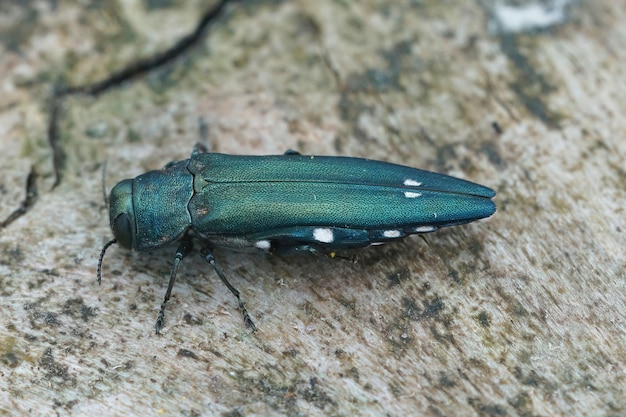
[201,247,257,332]
[155,235,193,334]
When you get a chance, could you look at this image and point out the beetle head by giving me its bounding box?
[108,179,136,250]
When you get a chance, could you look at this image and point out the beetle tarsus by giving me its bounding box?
[201,247,257,332]
[155,237,193,334]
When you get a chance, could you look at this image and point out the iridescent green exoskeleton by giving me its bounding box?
[98,146,496,333]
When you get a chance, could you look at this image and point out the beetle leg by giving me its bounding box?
[155,235,193,334]
[200,247,257,332]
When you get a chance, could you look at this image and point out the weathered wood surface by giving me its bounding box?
[0,1,624,416]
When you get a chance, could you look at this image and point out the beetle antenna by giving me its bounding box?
[97,239,117,285]
[101,160,109,208]
[199,116,210,150]
[191,117,210,158]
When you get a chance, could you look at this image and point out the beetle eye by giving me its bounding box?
[112,213,133,250]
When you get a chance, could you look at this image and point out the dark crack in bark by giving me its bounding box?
[47,0,239,188]
[1,167,38,229]
[48,93,64,189]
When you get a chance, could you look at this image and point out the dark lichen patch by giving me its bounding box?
[432,237,488,285]
[508,391,541,417]
[476,311,491,328]
[62,298,96,321]
[438,371,457,388]
[0,335,22,368]
[345,39,414,95]
[387,267,410,288]
[300,301,323,320]
[383,296,454,356]
[388,381,405,399]
[281,348,298,358]
[182,312,203,326]
[223,409,244,417]
[336,296,357,312]
[465,357,490,374]
[344,366,360,382]
[177,349,199,360]
[337,38,423,147]
[145,0,175,10]
[227,370,338,415]
[429,324,455,346]
[333,348,361,382]
[300,378,336,411]
[467,397,508,417]
[403,296,445,322]
[494,286,529,318]
[512,367,558,393]
[402,297,421,321]
[3,350,20,368]
[422,297,446,320]
[43,312,60,326]
[38,347,77,387]
[427,141,459,172]
[0,3,40,53]
[0,244,25,265]
[448,268,463,284]
[499,34,563,128]
[479,140,506,169]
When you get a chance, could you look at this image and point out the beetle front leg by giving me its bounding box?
[155,235,193,334]
[200,247,257,332]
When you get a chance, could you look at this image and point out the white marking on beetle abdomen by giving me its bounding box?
[313,228,334,243]
[413,225,437,233]
[254,240,271,250]
[383,230,401,238]
[404,191,422,198]
[404,179,422,187]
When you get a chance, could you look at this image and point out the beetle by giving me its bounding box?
[98,146,496,333]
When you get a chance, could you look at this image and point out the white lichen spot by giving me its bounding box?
[404,191,422,198]
[489,0,570,34]
[313,228,334,243]
[404,179,422,187]
[383,230,401,238]
[254,240,271,250]
[413,226,437,233]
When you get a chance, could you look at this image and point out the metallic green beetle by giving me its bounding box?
[98,147,496,333]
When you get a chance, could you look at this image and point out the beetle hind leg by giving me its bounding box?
[201,247,257,332]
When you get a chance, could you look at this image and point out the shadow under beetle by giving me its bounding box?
[98,145,496,333]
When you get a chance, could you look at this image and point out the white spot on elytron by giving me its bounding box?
[413,226,437,233]
[255,240,271,250]
[404,179,422,187]
[383,230,401,238]
[404,191,422,198]
[313,228,334,243]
